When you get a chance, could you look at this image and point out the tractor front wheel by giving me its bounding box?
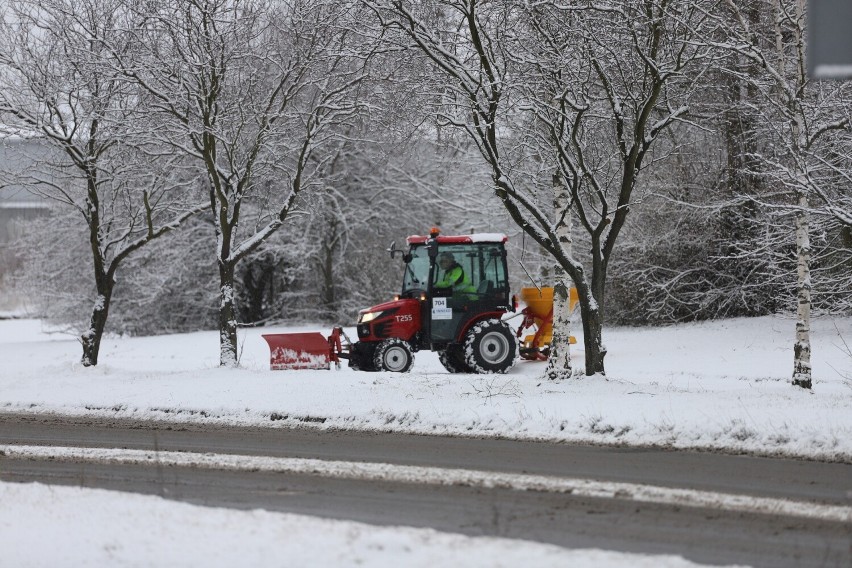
[438,345,471,373]
[349,342,378,371]
[463,319,518,374]
[373,338,414,373]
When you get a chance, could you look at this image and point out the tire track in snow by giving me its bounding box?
[2,444,849,523]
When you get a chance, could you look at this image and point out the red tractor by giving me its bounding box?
[346,228,519,373]
[265,228,519,373]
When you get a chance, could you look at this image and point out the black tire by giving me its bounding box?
[463,319,518,374]
[373,338,414,373]
[349,342,378,372]
[438,345,471,373]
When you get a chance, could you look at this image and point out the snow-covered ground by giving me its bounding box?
[1,315,849,567]
[0,481,739,568]
[2,315,851,460]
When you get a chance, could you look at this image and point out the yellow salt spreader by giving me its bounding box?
[515,286,579,361]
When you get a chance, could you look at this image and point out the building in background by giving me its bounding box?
[0,134,52,314]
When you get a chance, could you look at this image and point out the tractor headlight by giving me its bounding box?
[359,311,382,324]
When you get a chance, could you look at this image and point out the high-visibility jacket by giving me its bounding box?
[435,263,476,297]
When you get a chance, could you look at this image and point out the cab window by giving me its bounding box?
[432,244,508,297]
[402,246,430,293]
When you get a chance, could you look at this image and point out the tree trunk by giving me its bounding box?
[580,301,607,376]
[81,284,113,367]
[320,236,336,318]
[81,172,109,367]
[545,279,573,380]
[545,172,573,380]
[218,260,239,367]
[789,0,811,389]
[792,190,812,388]
[583,246,609,376]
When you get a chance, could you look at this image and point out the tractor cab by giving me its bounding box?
[348,229,518,373]
[401,232,511,343]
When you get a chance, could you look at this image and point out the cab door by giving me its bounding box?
[426,243,509,345]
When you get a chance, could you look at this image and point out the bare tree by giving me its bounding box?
[107,0,371,366]
[364,0,715,376]
[711,0,852,388]
[247,127,503,325]
[0,0,203,366]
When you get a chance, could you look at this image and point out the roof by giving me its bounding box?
[407,232,508,245]
[0,187,46,207]
[0,136,53,207]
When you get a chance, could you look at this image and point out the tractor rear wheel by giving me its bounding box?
[463,319,518,374]
[438,345,471,373]
[373,338,414,373]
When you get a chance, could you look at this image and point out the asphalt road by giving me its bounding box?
[1,413,850,567]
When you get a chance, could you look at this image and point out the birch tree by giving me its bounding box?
[109,0,370,366]
[0,0,203,366]
[712,0,852,389]
[364,0,715,376]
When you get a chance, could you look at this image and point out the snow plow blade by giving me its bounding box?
[262,328,346,370]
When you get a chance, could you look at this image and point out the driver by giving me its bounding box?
[435,252,476,298]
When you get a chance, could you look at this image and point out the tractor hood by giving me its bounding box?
[356,297,422,343]
[357,297,419,323]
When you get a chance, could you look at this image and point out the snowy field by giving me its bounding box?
[1,315,849,567]
[1,315,851,460]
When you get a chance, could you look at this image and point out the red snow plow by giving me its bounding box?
[262,228,578,373]
[262,329,347,370]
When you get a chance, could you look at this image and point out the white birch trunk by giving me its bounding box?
[545,173,573,380]
[789,0,812,389]
[792,190,812,388]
